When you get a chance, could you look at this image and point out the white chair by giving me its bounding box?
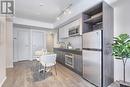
[34,49,47,72]
[39,54,57,78]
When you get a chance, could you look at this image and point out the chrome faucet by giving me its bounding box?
[58,42,66,48]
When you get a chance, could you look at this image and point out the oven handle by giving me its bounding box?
[65,55,74,58]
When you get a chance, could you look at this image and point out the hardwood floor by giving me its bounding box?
[2,60,95,87]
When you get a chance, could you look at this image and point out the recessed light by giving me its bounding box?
[63,11,67,14]
[40,2,44,6]
[68,11,71,14]
[57,17,60,20]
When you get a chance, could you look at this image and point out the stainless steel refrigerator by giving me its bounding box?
[83,30,102,87]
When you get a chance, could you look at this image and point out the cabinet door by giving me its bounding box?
[59,26,69,39]
[74,54,83,75]
[64,25,69,38]
[60,51,65,64]
[54,50,59,61]
[59,28,64,39]
[54,50,64,64]
[57,51,62,62]
[73,19,80,27]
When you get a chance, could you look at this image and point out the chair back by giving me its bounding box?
[40,54,57,65]
[35,49,47,56]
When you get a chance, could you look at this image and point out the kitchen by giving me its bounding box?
[54,18,83,75]
[54,2,114,87]
[1,0,130,87]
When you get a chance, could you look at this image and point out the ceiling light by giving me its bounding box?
[40,3,44,6]
[68,11,71,14]
[57,17,60,20]
[63,11,67,14]
[56,4,72,21]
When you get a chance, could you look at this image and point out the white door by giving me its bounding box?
[13,29,18,62]
[17,29,31,61]
[32,30,45,59]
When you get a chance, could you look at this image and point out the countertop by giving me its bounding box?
[53,48,82,55]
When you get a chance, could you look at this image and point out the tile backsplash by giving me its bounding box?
[60,36,82,49]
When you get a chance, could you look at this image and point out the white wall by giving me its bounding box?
[113,0,130,82]
[46,32,54,52]
[0,16,7,87]
[0,14,13,87]
[0,13,13,87]
[6,18,13,68]
[53,29,59,48]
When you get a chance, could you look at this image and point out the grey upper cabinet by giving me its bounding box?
[74,54,83,75]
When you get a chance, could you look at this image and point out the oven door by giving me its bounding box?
[65,55,74,68]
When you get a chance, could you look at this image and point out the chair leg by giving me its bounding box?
[54,65,57,75]
[50,66,53,75]
[44,65,46,79]
[39,63,42,73]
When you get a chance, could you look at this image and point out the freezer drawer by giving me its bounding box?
[83,50,102,87]
[83,30,102,49]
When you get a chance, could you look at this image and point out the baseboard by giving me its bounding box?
[6,65,13,68]
[0,76,6,87]
[13,59,33,62]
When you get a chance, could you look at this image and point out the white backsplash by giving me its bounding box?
[60,36,82,49]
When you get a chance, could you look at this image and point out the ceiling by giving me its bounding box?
[15,0,81,23]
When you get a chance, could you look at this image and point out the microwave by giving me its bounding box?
[69,25,80,37]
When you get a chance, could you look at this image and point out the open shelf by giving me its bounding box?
[84,12,102,24]
[82,3,103,33]
[84,3,102,16]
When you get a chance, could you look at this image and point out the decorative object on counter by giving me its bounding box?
[67,42,73,49]
[112,34,130,87]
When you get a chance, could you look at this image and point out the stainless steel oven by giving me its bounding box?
[65,53,74,68]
